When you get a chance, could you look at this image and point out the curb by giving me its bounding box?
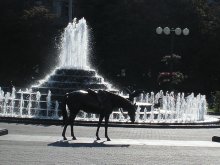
[1,117,220,128]
[0,128,8,136]
[207,112,220,116]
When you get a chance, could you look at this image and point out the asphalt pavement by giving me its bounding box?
[1,122,220,165]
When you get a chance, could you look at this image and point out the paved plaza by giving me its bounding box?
[1,122,220,164]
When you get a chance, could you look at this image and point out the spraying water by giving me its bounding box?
[59,18,90,69]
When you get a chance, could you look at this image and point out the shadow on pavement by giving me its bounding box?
[48,140,130,148]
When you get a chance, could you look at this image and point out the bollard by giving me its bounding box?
[212,136,220,142]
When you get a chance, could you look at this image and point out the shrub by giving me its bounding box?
[214,91,220,112]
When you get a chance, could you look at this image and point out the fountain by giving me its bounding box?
[0,18,114,119]
[0,18,218,124]
[30,18,111,102]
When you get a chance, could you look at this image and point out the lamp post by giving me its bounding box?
[156,27,189,89]
[69,0,73,22]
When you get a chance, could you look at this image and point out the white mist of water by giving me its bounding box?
[59,18,90,69]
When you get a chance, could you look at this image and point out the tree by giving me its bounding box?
[0,4,59,87]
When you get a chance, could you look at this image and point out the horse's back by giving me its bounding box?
[67,90,89,104]
[66,90,102,113]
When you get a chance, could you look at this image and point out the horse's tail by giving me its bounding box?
[62,93,69,125]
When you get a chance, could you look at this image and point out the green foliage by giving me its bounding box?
[0,4,59,86]
[21,6,55,28]
[23,6,54,19]
[172,72,185,85]
[213,91,220,112]
[192,0,219,36]
[21,6,56,38]
[158,72,185,85]
[161,54,182,65]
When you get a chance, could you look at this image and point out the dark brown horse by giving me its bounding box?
[61,90,136,141]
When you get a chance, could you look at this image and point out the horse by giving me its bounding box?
[61,89,136,141]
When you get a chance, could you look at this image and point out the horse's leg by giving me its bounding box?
[96,114,104,140]
[62,122,68,140]
[105,114,111,141]
[70,113,77,140]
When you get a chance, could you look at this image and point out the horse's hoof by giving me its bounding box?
[63,137,67,140]
[72,137,77,140]
[96,137,101,140]
[107,138,111,141]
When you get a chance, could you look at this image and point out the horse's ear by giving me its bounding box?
[132,89,143,97]
[119,108,124,115]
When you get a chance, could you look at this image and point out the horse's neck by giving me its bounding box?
[111,94,130,109]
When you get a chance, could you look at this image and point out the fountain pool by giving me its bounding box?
[0,87,218,124]
[0,18,218,124]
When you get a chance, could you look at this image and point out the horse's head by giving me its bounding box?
[127,103,136,123]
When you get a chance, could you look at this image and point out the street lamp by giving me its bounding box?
[156,27,189,89]
[156,27,189,36]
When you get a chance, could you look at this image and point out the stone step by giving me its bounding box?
[48,75,103,83]
[55,69,96,76]
[39,81,105,88]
